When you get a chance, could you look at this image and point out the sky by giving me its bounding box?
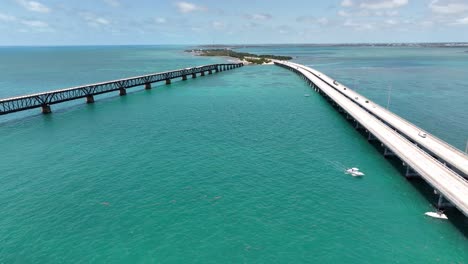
[0,0,468,45]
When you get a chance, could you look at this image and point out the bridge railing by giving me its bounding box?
[0,63,243,115]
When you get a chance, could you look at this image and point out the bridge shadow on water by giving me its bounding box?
[319,89,468,237]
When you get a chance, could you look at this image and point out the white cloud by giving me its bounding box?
[21,19,48,27]
[155,17,167,24]
[338,10,351,17]
[16,0,50,13]
[360,0,408,9]
[419,20,434,27]
[386,10,399,16]
[341,0,354,7]
[103,0,120,7]
[0,13,17,22]
[317,17,329,25]
[245,13,272,20]
[80,12,111,27]
[454,17,468,25]
[429,0,468,14]
[212,21,225,30]
[175,2,205,13]
[385,19,398,25]
[95,18,110,25]
[344,19,375,30]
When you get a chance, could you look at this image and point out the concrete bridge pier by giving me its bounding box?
[384,147,395,157]
[367,132,377,141]
[405,166,420,178]
[208,70,212,75]
[119,88,127,96]
[192,73,197,79]
[41,104,52,114]
[86,95,95,104]
[182,75,187,81]
[145,83,152,90]
[437,194,453,209]
[201,71,205,76]
[166,79,171,85]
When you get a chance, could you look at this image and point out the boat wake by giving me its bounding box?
[345,168,365,177]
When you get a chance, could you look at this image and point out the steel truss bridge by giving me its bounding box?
[0,63,243,115]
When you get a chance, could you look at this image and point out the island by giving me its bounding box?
[186,48,293,65]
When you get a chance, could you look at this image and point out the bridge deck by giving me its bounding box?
[294,64,468,178]
[276,61,468,216]
[0,63,243,115]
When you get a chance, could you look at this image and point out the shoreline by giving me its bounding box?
[186,49,291,65]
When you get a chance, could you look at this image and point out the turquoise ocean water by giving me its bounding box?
[0,46,467,263]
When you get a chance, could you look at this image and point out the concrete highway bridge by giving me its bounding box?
[275,61,468,217]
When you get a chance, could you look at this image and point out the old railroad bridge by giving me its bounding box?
[0,63,243,115]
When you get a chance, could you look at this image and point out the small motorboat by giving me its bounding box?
[304,94,310,97]
[346,167,364,177]
[425,211,448,220]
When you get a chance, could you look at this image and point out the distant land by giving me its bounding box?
[196,42,468,49]
[186,48,293,65]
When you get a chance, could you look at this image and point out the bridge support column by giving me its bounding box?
[86,95,95,104]
[41,104,52,114]
[355,122,362,130]
[145,83,152,90]
[437,195,453,209]
[192,73,197,79]
[166,79,171,85]
[405,166,419,178]
[182,75,187,81]
[201,71,205,76]
[208,70,212,74]
[119,88,127,96]
[384,147,395,157]
[367,132,377,141]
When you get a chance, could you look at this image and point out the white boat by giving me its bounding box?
[424,211,448,219]
[346,167,365,176]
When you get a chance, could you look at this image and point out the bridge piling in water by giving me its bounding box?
[368,132,377,141]
[119,88,127,96]
[275,61,468,216]
[0,63,243,116]
[86,95,95,104]
[384,147,395,157]
[405,166,420,178]
[41,104,51,114]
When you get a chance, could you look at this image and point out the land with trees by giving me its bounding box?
[186,48,293,65]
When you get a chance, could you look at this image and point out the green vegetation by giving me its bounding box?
[186,48,292,64]
[245,58,271,64]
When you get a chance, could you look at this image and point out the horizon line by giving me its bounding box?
[1,41,468,48]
